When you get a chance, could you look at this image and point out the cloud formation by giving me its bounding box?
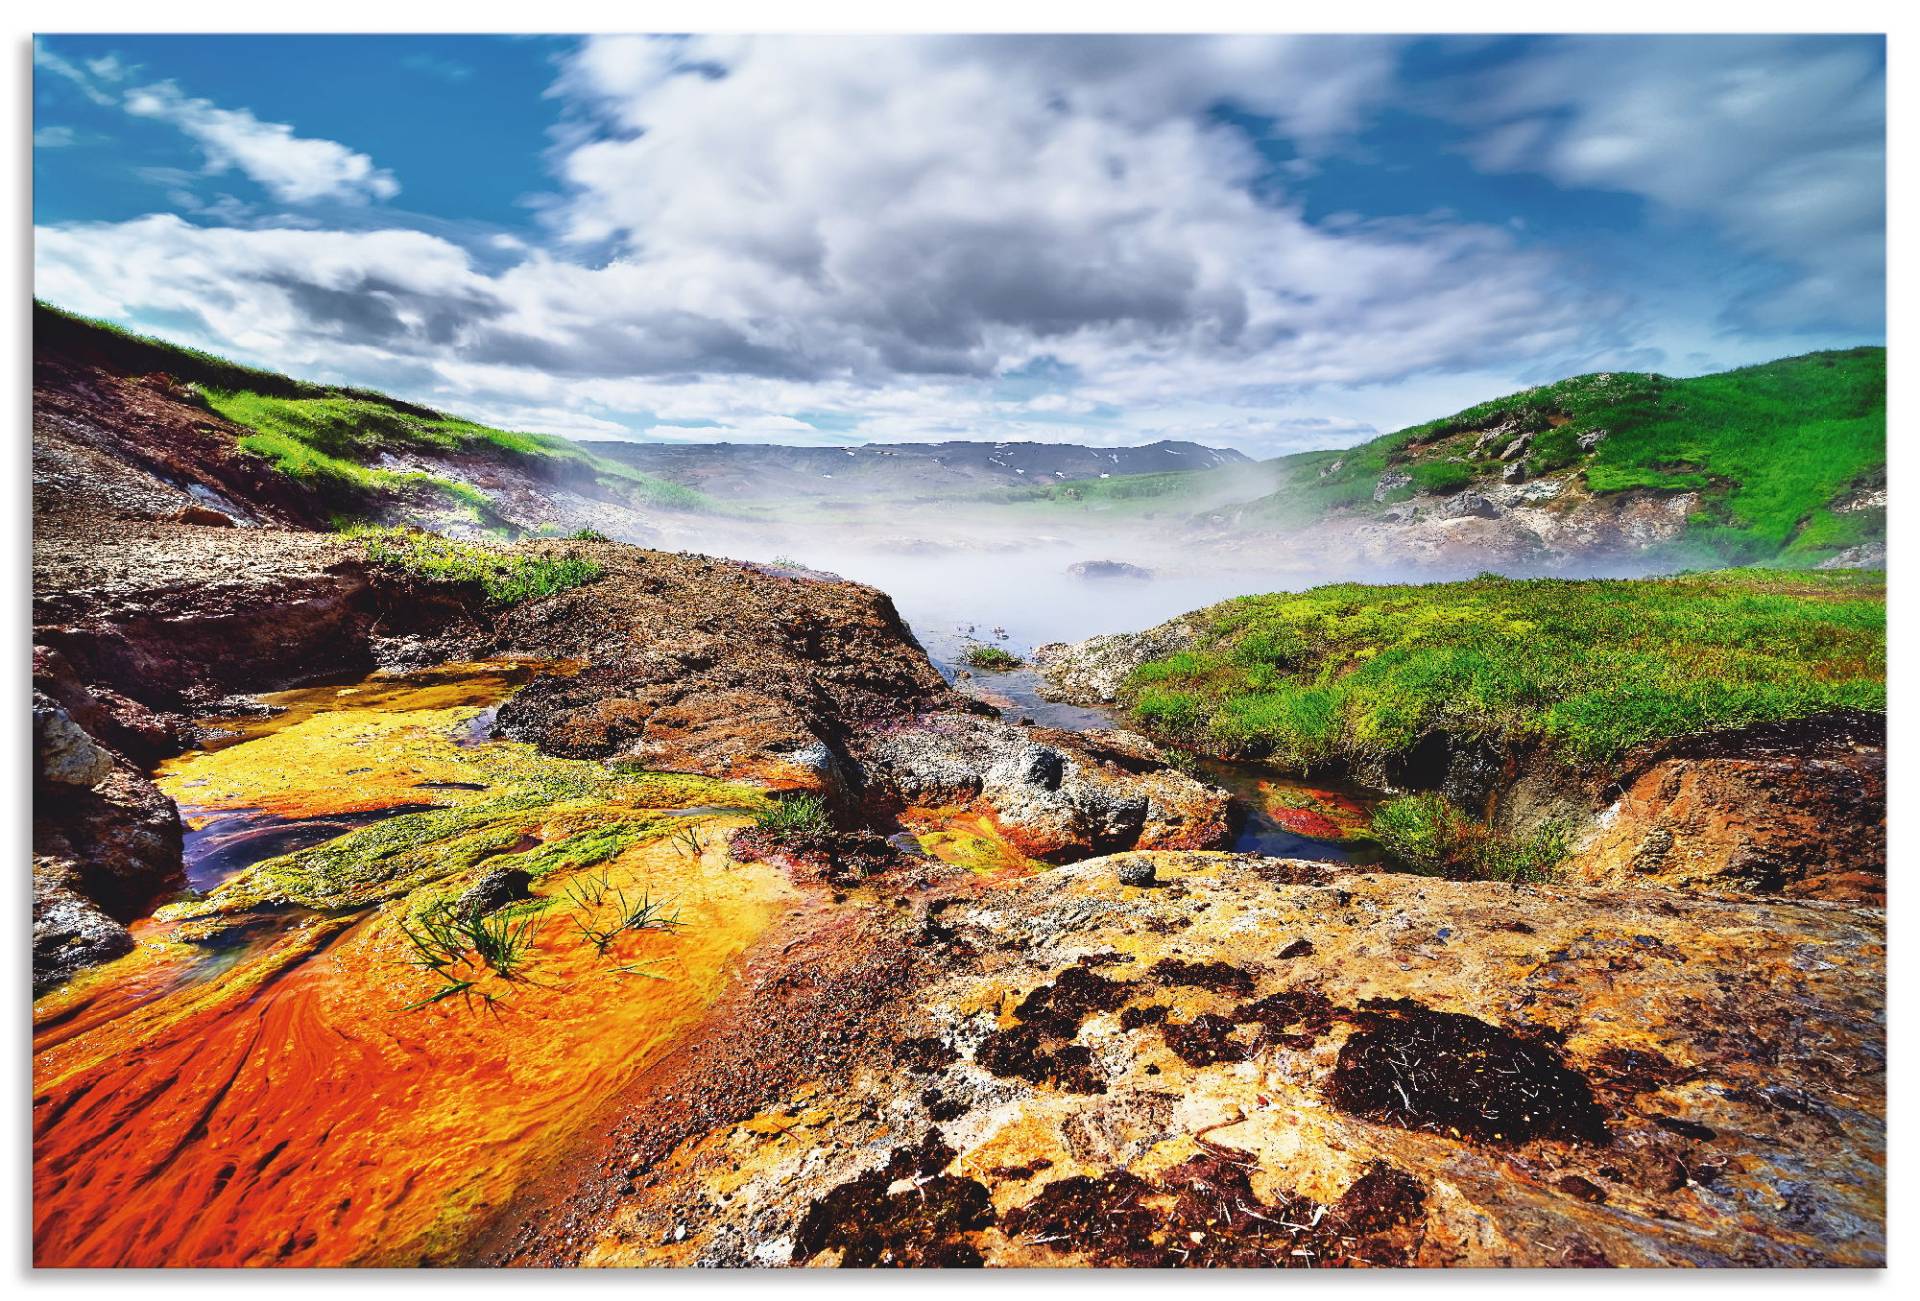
[30,34,1884,454]
[1460,35,1884,332]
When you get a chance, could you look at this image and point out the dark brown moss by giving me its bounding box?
[1148,958,1255,995]
[974,1024,1106,1093]
[1011,965,1130,1038]
[898,1036,960,1074]
[1328,1161,1428,1236]
[1162,1013,1251,1067]
[1233,988,1338,1048]
[1324,999,1610,1146]
[792,1136,994,1267]
[1002,1154,1429,1268]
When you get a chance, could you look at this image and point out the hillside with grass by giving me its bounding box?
[34,301,713,531]
[1013,348,1886,567]
[1119,568,1885,776]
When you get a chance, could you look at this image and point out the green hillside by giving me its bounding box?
[34,301,713,522]
[1009,348,1885,566]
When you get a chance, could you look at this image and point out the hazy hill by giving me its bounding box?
[584,438,1248,501]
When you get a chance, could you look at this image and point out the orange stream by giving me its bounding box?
[33,665,796,1267]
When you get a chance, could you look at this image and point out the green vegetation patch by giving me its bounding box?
[170,738,762,915]
[37,302,714,517]
[962,644,1025,672]
[351,525,604,604]
[1123,568,1884,773]
[206,389,712,516]
[1370,792,1567,884]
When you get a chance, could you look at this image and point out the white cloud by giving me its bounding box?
[33,40,115,106]
[1458,35,1883,331]
[123,81,400,205]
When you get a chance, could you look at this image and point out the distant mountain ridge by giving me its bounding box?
[582,438,1249,500]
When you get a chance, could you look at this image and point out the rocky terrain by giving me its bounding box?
[30,314,1886,1268]
[501,852,1882,1268]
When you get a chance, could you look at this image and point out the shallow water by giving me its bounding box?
[922,628,1378,864]
[34,662,795,1268]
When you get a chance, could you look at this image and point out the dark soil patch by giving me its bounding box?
[1324,999,1609,1146]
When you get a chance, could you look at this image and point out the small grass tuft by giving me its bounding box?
[962,644,1025,672]
[752,792,832,842]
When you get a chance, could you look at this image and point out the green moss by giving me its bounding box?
[171,736,764,916]
[350,525,603,604]
[1122,568,1884,773]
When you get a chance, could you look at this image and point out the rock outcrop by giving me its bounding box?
[865,716,1230,859]
[509,853,1884,1268]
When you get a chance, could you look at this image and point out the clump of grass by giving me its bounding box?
[752,792,832,842]
[568,527,611,542]
[568,882,684,956]
[962,644,1024,672]
[400,896,548,981]
[351,525,604,604]
[1123,569,1884,774]
[670,823,704,858]
[1370,794,1568,884]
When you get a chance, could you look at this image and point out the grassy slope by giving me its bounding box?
[1124,568,1884,774]
[35,301,713,523]
[1012,348,1886,565]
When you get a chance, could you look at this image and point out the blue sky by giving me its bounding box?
[33,33,1885,453]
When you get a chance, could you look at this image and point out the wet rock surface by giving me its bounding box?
[865,715,1230,859]
[539,853,1883,1268]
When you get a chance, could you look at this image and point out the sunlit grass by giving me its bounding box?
[1125,568,1884,770]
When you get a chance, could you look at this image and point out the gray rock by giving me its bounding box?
[1373,470,1413,502]
[1066,560,1154,581]
[33,856,135,994]
[34,696,113,788]
[1435,491,1501,521]
[1115,857,1158,886]
[1502,461,1527,484]
[456,866,534,920]
[987,742,1066,793]
[1577,428,1610,452]
[1499,432,1534,461]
